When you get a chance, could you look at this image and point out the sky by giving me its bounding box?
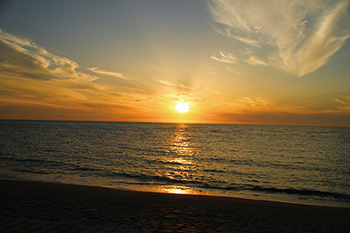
[0,0,349,126]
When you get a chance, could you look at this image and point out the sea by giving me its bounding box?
[1,120,350,207]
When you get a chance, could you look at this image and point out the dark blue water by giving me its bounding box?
[1,120,349,207]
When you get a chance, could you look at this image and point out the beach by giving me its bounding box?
[1,179,349,233]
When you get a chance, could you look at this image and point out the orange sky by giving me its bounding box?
[0,1,349,126]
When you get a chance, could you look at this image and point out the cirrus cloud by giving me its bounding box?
[0,29,198,122]
[87,67,130,80]
[0,29,98,81]
[211,50,237,64]
[209,0,350,77]
[0,29,144,119]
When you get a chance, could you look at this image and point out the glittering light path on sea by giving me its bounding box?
[1,120,350,207]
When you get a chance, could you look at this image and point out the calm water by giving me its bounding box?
[1,120,350,207]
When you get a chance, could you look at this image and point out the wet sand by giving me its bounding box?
[1,179,349,233]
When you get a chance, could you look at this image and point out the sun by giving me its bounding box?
[175,101,189,113]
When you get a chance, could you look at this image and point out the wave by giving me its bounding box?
[250,186,350,201]
[106,171,205,186]
[73,165,103,172]
[203,183,350,202]
[1,157,48,164]
[1,156,106,174]
[188,182,350,202]
[14,169,50,175]
[0,156,67,167]
[203,169,225,173]
[146,159,195,167]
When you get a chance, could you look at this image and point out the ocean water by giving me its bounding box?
[1,120,350,207]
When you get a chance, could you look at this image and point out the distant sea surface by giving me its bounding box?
[1,120,350,207]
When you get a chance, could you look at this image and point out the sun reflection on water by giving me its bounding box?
[160,124,200,189]
[170,123,195,157]
[167,157,193,165]
[161,185,196,195]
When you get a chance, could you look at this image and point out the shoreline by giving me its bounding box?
[3,177,349,209]
[122,183,350,209]
[1,179,350,232]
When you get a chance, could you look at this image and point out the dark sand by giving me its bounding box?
[1,179,349,233]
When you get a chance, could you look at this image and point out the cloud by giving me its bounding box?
[233,97,307,114]
[215,110,350,126]
[155,79,194,92]
[0,29,196,122]
[88,67,129,80]
[209,0,350,77]
[335,96,350,111]
[211,50,237,64]
[233,96,350,114]
[213,27,260,47]
[0,29,145,119]
[226,67,249,77]
[0,30,98,81]
[206,96,350,126]
[244,56,267,66]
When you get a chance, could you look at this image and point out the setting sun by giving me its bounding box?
[175,101,189,113]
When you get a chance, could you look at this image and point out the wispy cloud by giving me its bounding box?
[233,97,306,114]
[244,56,267,66]
[0,29,143,119]
[226,67,249,77]
[211,50,237,64]
[0,29,196,122]
[0,29,97,81]
[156,79,194,92]
[209,0,350,77]
[336,96,350,111]
[207,96,350,126]
[88,67,129,80]
[234,96,350,114]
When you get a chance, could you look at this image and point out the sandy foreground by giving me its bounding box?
[0,179,349,233]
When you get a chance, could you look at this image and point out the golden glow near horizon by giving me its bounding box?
[0,1,349,126]
[175,101,189,113]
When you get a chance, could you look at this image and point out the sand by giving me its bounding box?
[1,179,349,233]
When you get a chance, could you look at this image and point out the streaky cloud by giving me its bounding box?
[216,96,350,120]
[213,27,260,47]
[0,29,200,122]
[211,50,237,64]
[233,97,306,114]
[156,79,194,92]
[0,29,98,81]
[0,29,142,115]
[335,96,350,111]
[88,67,129,80]
[244,56,267,66]
[226,67,249,77]
[209,0,350,77]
